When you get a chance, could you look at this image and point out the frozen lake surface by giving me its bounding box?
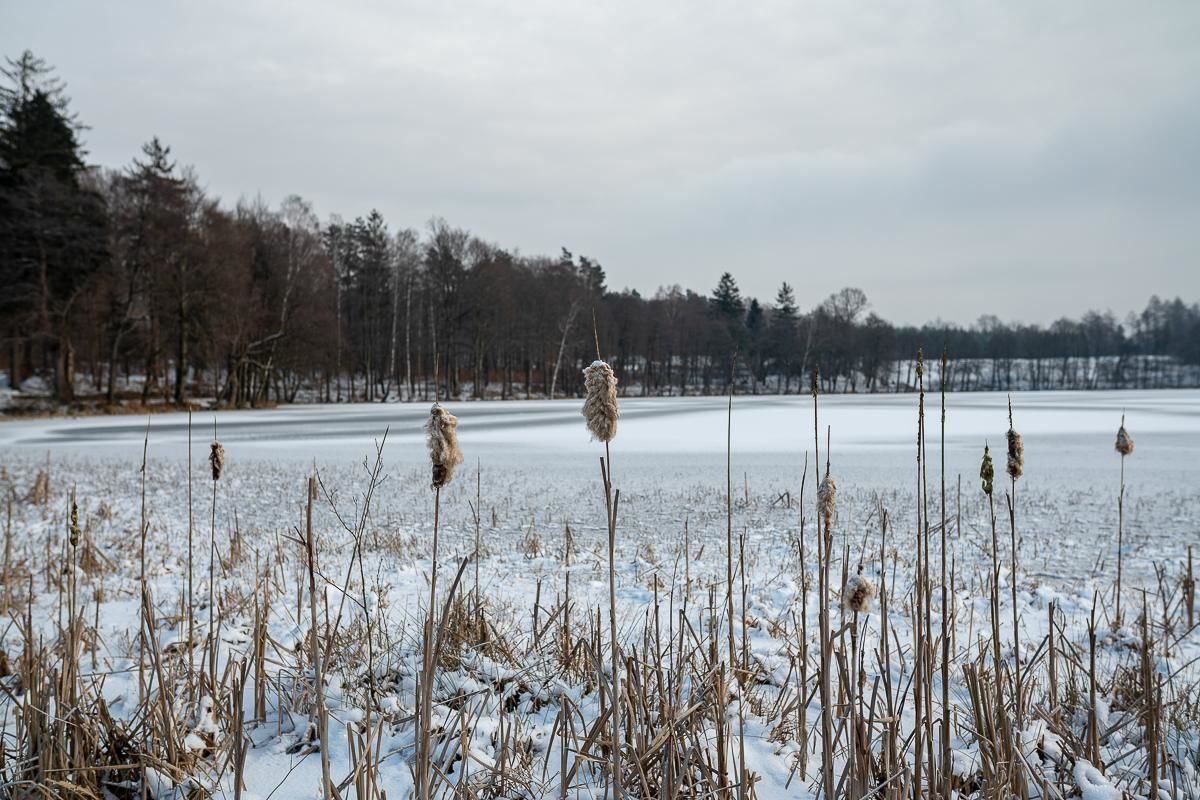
[3,389,1199,498]
[4,388,1197,587]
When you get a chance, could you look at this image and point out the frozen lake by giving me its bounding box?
[3,389,1199,493]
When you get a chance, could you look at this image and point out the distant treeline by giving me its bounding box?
[3,51,1199,408]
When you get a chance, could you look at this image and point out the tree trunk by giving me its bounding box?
[56,336,75,403]
[404,269,413,401]
[175,296,188,406]
[549,301,580,400]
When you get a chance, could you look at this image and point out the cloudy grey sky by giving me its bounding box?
[3,1,1198,325]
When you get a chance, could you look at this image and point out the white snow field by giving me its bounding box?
[1,389,1198,799]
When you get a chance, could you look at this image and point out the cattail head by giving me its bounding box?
[209,441,225,481]
[1005,397,1023,481]
[842,572,876,614]
[1115,417,1134,456]
[425,403,464,490]
[69,501,80,547]
[980,444,994,497]
[817,473,837,523]
[581,360,619,443]
[1006,428,1023,481]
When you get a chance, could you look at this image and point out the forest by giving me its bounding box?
[4,51,1199,409]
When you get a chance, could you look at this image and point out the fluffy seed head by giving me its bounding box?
[1005,397,1023,481]
[209,441,225,481]
[1006,428,1024,481]
[980,445,995,497]
[1115,421,1134,456]
[426,404,464,490]
[817,473,837,523]
[842,573,877,614]
[582,360,619,443]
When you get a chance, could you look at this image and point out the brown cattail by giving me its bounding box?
[425,403,464,490]
[1115,417,1134,456]
[841,572,876,614]
[209,441,225,481]
[980,444,995,497]
[817,473,837,523]
[1006,429,1023,481]
[69,500,80,547]
[582,360,619,443]
[1005,398,1023,481]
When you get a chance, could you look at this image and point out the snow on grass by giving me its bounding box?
[1,390,1199,797]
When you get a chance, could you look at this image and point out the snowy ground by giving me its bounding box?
[2,389,1198,798]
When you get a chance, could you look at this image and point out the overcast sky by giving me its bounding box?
[3,1,1198,325]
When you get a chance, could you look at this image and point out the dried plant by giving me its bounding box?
[1006,399,1023,482]
[425,403,464,489]
[209,441,225,481]
[817,473,837,526]
[582,360,619,443]
[980,444,995,496]
[69,499,80,547]
[841,572,876,614]
[1115,418,1134,456]
[1115,413,1133,625]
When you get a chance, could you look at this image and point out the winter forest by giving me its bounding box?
[3,51,1199,412]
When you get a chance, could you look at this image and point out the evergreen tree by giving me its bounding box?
[710,271,743,318]
[769,281,799,392]
[745,297,767,389]
[0,51,106,401]
[708,272,746,387]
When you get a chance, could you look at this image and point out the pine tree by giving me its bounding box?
[710,271,743,319]
[769,281,800,392]
[0,51,107,401]
[746,298,767,390]
[708,272,746,388]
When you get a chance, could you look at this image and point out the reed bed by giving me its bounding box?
[0,389,1197,800]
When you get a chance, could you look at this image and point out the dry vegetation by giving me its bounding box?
[0,370,1197,799]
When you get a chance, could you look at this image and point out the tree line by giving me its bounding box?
[3,51,1199,408]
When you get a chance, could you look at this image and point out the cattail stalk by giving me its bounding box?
[418,403,462,800]
[939,349,951,796]
[584,337,622,798]
[303,476,332,799]
[138,417,150,706]
[812,368,835,800]
[913,349,927,799]
[1115,414,1133,625]
[187,412,195,707]
[208,425,223,697]
[1003,398,1022,734]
